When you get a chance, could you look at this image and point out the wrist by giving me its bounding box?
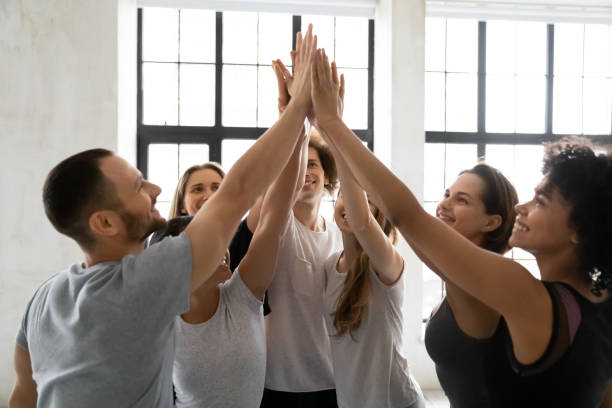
[315,116,343,132]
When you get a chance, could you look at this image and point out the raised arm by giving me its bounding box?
[245,57,305,232]
[184,25,316,294]
[9,345,37,408]
[316,62,402,284]
[311,49,551,361]
[239,131,309,299]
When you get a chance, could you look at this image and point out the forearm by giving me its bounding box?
[216,101,308,215]
[318,119,419,230]
[8,386,36,408]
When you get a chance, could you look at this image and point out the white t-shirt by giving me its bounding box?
[173,270,265,408]
[323,251,423,408]
[264,211,343,392]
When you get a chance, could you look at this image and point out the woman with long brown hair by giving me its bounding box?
[168,162,225,219]
[320,69,424,405]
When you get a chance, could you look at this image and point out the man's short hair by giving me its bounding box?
[309,130,338,195]
[43,148,121,248]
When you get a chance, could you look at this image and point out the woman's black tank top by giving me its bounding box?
[424,297,496,408]
[484,281,612,407]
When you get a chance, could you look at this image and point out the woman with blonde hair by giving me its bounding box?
[168,162,225,219]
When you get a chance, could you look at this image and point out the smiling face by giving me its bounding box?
[99,155,167,242]
[509,178,577,256]
[436,173,501,246]
[181,169,223,216]
[296,147,329,205]
[333,191,377,234]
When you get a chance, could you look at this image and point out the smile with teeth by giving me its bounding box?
[437,212,454,223]
[513,221,529,232]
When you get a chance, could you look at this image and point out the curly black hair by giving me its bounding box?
[542,137,612,295]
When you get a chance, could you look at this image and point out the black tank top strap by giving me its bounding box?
[506,281,583,376]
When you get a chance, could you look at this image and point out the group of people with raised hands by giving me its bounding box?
[10,23,612,408]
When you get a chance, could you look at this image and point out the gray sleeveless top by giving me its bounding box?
[424,297,496,408]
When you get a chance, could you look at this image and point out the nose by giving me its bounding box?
[147,181,162,198]
[438,196,451,211]
[515,202,526,215]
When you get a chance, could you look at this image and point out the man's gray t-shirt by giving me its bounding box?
[16,233,192,408]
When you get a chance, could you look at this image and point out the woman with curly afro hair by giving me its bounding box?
[310,50,612,407]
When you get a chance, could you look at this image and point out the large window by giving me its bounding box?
[137,8,374,219]
[422,18,612,320]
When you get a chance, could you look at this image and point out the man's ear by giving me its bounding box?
[570,231,580,245]
[89,210,120,238]
[481,214,502,233]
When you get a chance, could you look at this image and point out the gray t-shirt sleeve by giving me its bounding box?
[225,268,263,314]
[121,232,193,322]
[16,299,32,350]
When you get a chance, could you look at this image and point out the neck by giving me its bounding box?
[293,199,323,231]
[84,239,144,267]
[536,247,586,289]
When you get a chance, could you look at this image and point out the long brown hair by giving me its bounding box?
[332,204,398,338]
[168,162,225,219]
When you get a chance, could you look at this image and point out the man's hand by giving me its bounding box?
[272,59,292,115]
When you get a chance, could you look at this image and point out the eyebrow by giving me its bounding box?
[535,186,552,198]
[446,189,472,198]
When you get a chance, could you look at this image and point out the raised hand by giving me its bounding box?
[289,24,317,111]
[311,48,343,130]
[272,59,291,115]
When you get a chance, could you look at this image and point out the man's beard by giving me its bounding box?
[120,209,167,242]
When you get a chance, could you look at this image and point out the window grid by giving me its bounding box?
[137,9,375,180]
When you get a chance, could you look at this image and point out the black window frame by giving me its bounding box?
[425,20,612,158]
[136,9,375,178]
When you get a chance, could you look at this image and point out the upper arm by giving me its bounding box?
[355,214,404,285]
[9,344,37,408]
[185,188,246,292]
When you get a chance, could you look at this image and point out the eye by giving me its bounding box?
[443,191,450,199]
[191,186,203,193]
[458,197,468,204]
[211,185,219,192]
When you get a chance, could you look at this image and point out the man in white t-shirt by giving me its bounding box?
[246,131,342,407]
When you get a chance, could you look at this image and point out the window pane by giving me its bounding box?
[179,144,210,176]
[444,144,478,188]
[424,143,445,202]
[222,65,257,127]
[425,72,445,131]
[257,65,279,128]
[302,15,335,60]
[583,24,610,77]
[487,21,515,75]
[148,144,178,202]
[223,12,258,64]
[143,8,178,62]
[320,198,336,226]
[554,24,584,76]
[342,68,368,130]
[258,13,293,65]
[222,139,256,171]
[484,145,515,186]
[446,19,478,73]
[486,74,515,133]
[553,76,582,134]
[517,259,540,279]
[514,144,543,203]
[446,73,477,131]
[583,77,612,134]
[143,63,178,125]
[425,18,446,72]
[335,17,369,69]
[179,64,215,126]
[179,9,215,63]
[516,22,547,75]
[515,76,546,133]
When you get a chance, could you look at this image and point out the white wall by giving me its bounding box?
[374,0,439,390]
[0,0,136,403]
